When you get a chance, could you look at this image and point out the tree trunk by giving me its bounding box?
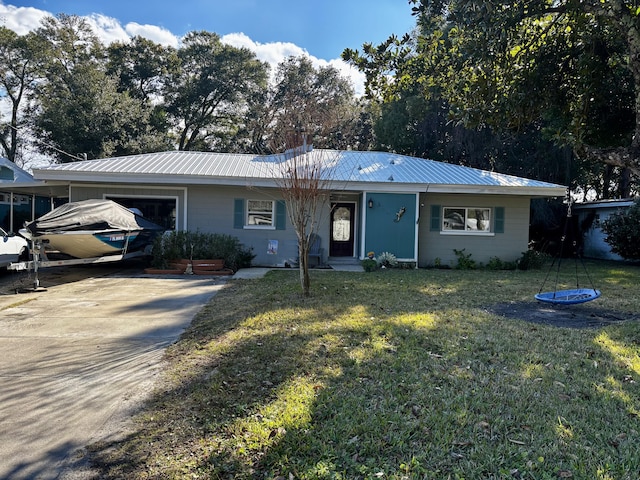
[298,237,311,297]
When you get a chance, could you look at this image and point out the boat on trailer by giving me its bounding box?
[19,199,165,259]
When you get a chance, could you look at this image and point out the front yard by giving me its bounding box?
[91,262,640,479]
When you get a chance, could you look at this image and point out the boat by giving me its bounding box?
[20,199,166,259]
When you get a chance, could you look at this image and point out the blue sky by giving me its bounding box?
[5,0,416,60]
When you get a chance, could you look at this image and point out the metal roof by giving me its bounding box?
[0,157,37,184]
[32,149,566,195]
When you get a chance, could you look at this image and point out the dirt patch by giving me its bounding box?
[485,301,638,329]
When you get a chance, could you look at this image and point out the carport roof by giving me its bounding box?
[31,149,567,196]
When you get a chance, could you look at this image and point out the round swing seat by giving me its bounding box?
[535,288,601,305]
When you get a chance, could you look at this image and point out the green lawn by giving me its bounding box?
[91,262,640,479]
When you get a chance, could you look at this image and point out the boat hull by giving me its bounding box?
[35,230,154,259]
[21,199,166,259]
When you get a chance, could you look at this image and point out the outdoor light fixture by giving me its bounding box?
[368,198,374,209]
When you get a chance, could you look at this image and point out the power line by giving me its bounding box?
[3,123,87,161]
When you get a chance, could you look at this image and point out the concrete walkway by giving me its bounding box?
[0,266,227,480]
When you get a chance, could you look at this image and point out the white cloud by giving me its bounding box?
[0,2,364,94]
[124,22,179,48]
[220,32,365,96]
[85,13,130,44]
[221,32,307,65]
[0,3,50,34]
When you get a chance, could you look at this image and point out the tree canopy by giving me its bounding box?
[0,15,367,165]
[0,27,47,164]
[343,0,640,199]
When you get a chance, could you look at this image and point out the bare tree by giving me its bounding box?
[270,128,337,296]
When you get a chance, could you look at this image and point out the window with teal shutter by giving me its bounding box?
[275,200,286,230]
[430,205,441,231]
[494,207,505,233]
[233,198,244,229]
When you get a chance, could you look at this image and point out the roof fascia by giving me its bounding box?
[425,184,567,197]
[33,171,567,197]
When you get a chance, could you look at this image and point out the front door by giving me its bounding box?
[330,203,355,257]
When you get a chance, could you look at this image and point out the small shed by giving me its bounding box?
[574,199,635,260]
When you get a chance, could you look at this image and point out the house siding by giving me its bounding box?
[419,193,530,267]
[70,184,333,267]
[187,185,299,266]
[67,185,536,269]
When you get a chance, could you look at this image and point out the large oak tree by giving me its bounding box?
[164,31,268,151]
[345,0,640,198]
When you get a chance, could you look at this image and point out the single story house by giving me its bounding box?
[11,148,566,268]
[574,199,636,261]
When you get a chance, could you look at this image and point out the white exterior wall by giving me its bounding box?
[578,207,625,260]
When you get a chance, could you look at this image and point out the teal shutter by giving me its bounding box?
[233,199,244,229]
[275,200,286,230]
[494,207,505,233]
[430,205,441,231]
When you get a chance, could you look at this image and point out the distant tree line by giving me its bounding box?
[5,5,640,203]
[0,14,375,166]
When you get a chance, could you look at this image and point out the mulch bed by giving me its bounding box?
[485,301,638,329]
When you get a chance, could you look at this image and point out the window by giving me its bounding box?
[332,206,351,241]
[247,200,274,227]
[443,207,492,233]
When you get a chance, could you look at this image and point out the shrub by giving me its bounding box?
[601,199,640,260]
[361,258,378,272]
[486,256,518,271]
[151,231,254,271]
[453,248,476,270]
[518,249,550,270]
[376,251,398,268]
[487,256,504,270]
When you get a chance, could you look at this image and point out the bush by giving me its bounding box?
[453,248,476,270]
[601,199,640,260]
[486,256,518,271]
[518,249,550,270]
[361,258,378,272]
[151,231,255,271]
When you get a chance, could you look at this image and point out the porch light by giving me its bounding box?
[368,198,374,209]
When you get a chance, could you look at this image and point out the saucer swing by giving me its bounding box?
[535,194,601,305]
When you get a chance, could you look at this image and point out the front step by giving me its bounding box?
[327,256,360,265]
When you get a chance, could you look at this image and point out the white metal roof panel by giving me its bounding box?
[33,149,565,192]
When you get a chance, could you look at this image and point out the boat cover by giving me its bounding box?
[24,199,165,234]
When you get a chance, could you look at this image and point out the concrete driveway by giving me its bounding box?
[0,264,228,480]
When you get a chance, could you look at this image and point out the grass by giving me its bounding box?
[90,261,640,479]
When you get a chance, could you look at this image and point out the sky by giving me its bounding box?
[0,0,417,95]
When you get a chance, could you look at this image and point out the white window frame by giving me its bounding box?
[441,206,494,236]
[245,199,276,229]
